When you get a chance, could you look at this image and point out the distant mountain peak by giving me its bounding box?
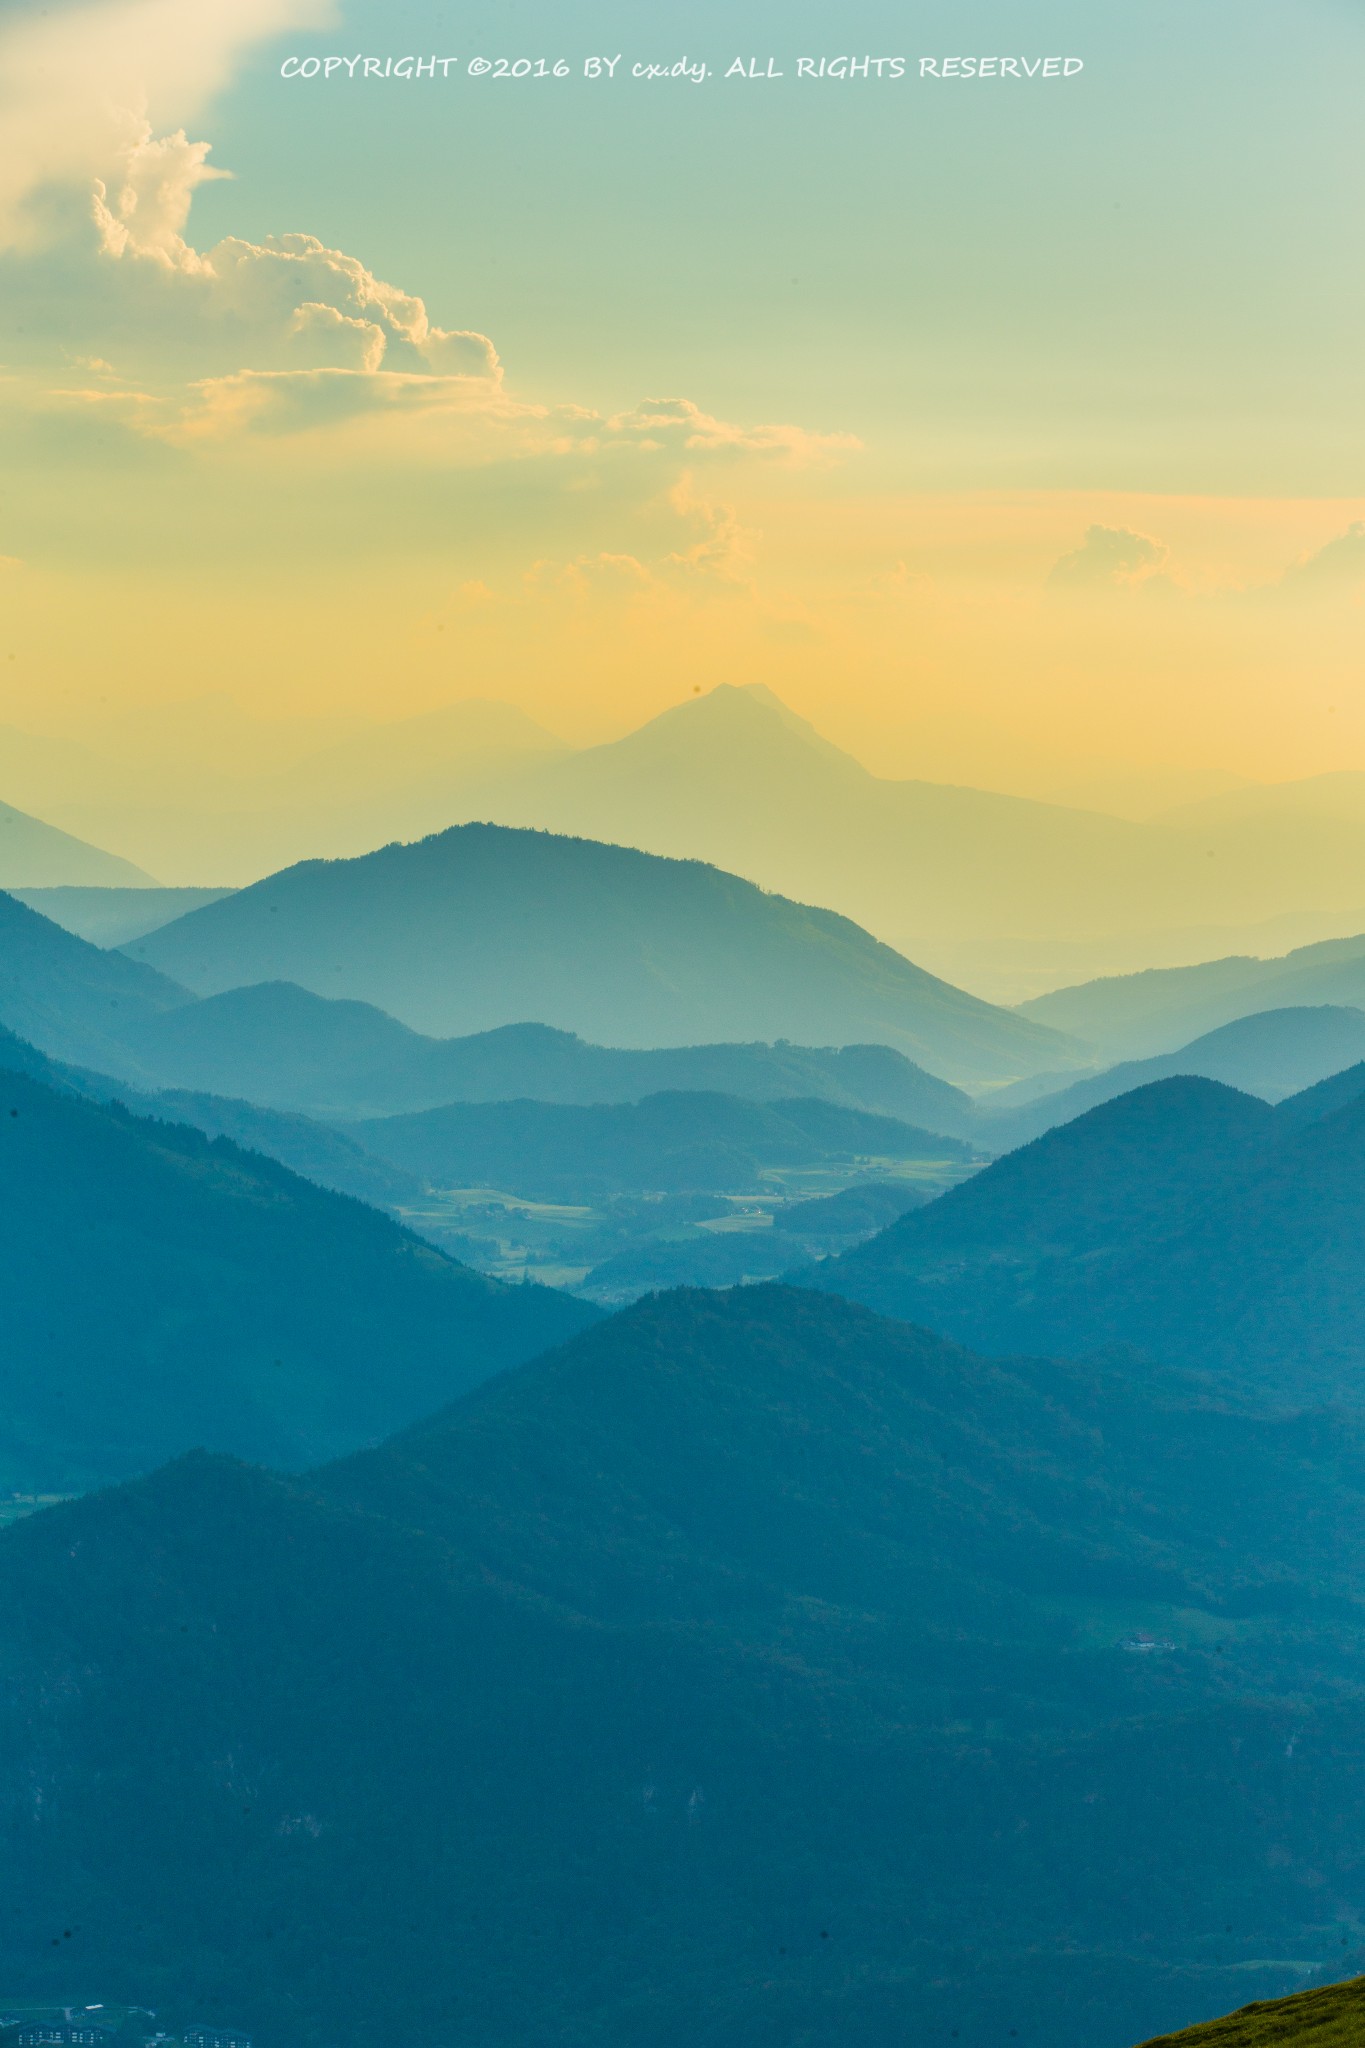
[604,681,868,776]
[126,820,1076,1085]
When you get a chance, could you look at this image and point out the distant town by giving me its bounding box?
[0,2010,250,2048]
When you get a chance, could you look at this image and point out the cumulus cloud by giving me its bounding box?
[91,127,225,269]
[10,117,854,484]
[79,126,503,384]
[0,0,854,521]
[1048,523,1169,589]
[0,0,333,249]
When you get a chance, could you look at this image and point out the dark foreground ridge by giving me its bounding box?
[4,1285,1365,2048]
[0,1055,594,1491]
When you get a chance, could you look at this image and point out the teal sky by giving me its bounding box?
[180,0,1365,492]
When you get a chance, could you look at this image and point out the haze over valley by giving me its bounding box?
[3,4,1364,2039]
[9,686,1365,1001]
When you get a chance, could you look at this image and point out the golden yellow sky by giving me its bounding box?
[0,0,1362,818]
[3,480,1362,811]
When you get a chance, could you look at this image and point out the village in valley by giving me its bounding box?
[0,2011,250,2048]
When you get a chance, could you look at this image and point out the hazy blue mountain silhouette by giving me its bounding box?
[1270,1058,1365,1133]
[2,1286,1364,2048]
[456,684,1365,962]
[0,1062,594,1492]
[0,890,191,1073]
[349,1091,976,1201]
[0,800,154,887]
[114,979,979,1127]
[465,681,1173,955]
[123,824,1077,1085]
[978,1005,1365,1148]
[0,1021,422,1213]
[813,1072,1365,1402]
[123,1085,424,1210]
[11,884,233,947]
[1021,932,1365,1057]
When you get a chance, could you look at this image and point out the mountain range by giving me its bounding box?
[0,1022,424,1214]
[16,686,1365,1000]
[812,1068,1365,1404]
[1165,771,1365,833]
[348,1091,975,1202]
[0,890,190,1074]
[106,978,980,1128]
[122,824,1073,1085]
[1,1284,1363,2048]
[11,885,233,947]
[576,1180,938,1305]
[435,687,1365,983]
[0,1055,593,1493]
[978,1005,1365,1149]
[1022,929,1365,1059]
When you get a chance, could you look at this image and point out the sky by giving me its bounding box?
[0,0,1362,809]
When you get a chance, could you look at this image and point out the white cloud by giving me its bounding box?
[0,0,855,500]
[0,0,333,249]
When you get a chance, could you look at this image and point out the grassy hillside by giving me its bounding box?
[1135,1975,1365,2044]
[0,1063,594,1491]
[3,1287,1365,2047]
[124,823,1077,1085]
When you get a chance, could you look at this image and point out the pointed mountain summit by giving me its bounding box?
[466,686,1188,962]
[125,823,1078,1085]
[457,684,1365,979]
